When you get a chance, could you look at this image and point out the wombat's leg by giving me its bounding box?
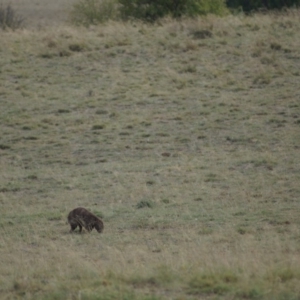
[78,224,83,232]
[70,224,77,232]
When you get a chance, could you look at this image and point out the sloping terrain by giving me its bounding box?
[0,9,300,299]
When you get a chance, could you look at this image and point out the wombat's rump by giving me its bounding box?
[67,207,104,233]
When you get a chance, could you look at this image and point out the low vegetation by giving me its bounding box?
[227,0,300,12]
[0,2,300,299]
[118,0,228,22]
[69,0,300,25]
[69,0,228,25]
[70,0,119,25]
[0,3,24,29]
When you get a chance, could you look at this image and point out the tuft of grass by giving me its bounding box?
[69,42,86,52]
[0,144,10,150]
[92,124,105,130]
[92,209,104,218]
[191,29,213,39]
[265,268,300,283]
[188,271,238,295]
[253,72,271,85]
[136,199,154,209]
[0,3,24,30]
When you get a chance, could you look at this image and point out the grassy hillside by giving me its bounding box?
[1,0,76,27]
[0,7,300,300]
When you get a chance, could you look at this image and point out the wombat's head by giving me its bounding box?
[94,221,104,233]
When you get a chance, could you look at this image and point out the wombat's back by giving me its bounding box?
[68,207,89,220]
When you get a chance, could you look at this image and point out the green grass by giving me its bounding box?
[0,6,300,300]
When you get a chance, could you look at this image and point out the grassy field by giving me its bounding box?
[0,3,300,299]
[1,0,76,27]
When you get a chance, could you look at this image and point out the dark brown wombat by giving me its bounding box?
[67,207,104,233]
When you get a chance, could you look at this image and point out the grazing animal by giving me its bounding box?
[67,207,104,233]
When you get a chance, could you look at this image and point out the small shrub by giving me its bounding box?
[226,0,300,12]
[146,180,155,185]
[57,109,70,113]
[69,43,86,52]
[270,42,282,51]
[92,124,105,130]
[237,227,247,235]
[70,0,120,26]
[191,29,213,39]
[253,73,271,85]
[161,198,170,204]
[188,271,238,295]
[0,3,24,30]
[0,144,10,149]
[136,199,154,209]
[96,109,108,115]
[39,52,57,59]
[26,175,38,180]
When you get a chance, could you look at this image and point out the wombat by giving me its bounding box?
[67,207,104,233]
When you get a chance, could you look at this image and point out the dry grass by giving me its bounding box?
[0,5,300,300]
[1,0,77,27]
